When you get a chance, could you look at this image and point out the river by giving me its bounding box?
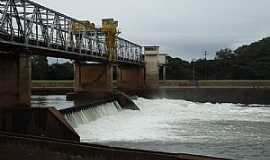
[32,95,270,160]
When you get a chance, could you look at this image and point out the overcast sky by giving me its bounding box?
[36,0,270,61]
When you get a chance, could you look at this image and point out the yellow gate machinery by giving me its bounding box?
[71,19,119,62]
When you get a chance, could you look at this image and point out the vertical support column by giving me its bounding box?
[144,55,159,88]
[117,65,145,94]
[18,55,32,106]
[0,53,31,108]
[163,65,166,80]
[74,62,112,93]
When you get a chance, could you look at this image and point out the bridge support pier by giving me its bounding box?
[0,53,31,108]
[117,65,145,94]
[74,62,112,93]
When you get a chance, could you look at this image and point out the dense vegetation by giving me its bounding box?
[166,37,270,80]
[32,56,74,80]
[32,37,270,80]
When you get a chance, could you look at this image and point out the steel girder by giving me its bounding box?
[0,0,144,64]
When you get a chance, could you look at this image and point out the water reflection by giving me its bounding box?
[31,95,74,110]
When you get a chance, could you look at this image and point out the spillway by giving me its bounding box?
[62,97,270,160]
[64,101,122,128]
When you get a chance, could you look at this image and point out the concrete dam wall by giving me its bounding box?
[143,87,270,105]
[0,131,226,160]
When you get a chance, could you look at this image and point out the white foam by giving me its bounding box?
[65,101,121,128]
[74,98,270,143]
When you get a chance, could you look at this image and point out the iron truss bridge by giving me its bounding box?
[0,0,144,65]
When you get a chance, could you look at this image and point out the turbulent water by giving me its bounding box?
[32,96,270,160]
[64,101,122,128]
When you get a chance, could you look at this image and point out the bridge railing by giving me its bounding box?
[0,0,108,55]
[0,0,144,64]
[117,37,143,63]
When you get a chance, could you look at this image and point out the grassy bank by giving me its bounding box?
[32,80,74,88]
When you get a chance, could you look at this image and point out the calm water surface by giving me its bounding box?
[31,95,73,110]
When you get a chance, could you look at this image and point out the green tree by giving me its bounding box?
[48,62,74,80]
[32,56,48,80]
[215,48,235,60]
[166,56,192,80]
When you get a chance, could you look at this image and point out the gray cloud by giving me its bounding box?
[36,0,270,60]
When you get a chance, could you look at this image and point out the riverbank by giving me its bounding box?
[32,80,73,95]
[32,80,73,88]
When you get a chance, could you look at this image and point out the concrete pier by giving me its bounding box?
[117,65,145,93]
[0,107,79,141]
[0,53,31,107]
[73,61,145,96]
[74,62,113,92]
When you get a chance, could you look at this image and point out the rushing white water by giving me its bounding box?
[64,101,122,128]
[75,98,270,142]
[71,98,270,160]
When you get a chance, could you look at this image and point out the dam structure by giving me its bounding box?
[0,0,226,160]
[2,0,267,160]
[0,0,145,108]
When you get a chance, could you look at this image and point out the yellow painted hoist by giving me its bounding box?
[71,21,95,33]
[101,18,118,62]
[70,18,119,62]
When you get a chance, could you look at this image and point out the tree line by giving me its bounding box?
[166,37,270,80]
